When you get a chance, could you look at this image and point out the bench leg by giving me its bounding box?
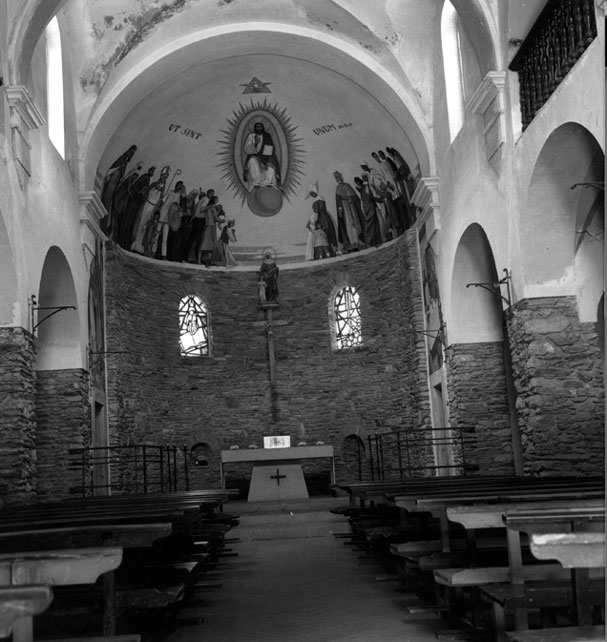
[573,568,593,626]
[491,602,507,642]
[103,570,116,636]
[11,616,33,642]
[511,584,528,632]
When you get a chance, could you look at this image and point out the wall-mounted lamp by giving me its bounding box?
[466,268,512,310]
[29,295,76,334]
[570,181,604,191]
[88,347,130,369]
[404,322,447,347]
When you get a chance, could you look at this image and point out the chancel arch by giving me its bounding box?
[80,23,432,193]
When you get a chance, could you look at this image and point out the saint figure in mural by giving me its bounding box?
[100,144,137,235]
[131,166,170,254]
[212,219,238,267]
[242,122,281,191]
[304,183,337,260]
[116,166,156,250]
[333,171,365,253]
[258,250,279,304]
[354,175,382,247]
[111,159,143,239]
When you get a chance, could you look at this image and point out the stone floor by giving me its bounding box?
[166,497,453,642]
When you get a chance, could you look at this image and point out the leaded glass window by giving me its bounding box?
[334,286,362,349]
[179,295,209,357]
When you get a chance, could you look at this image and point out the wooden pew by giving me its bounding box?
[445,500,605,640]
[388,480,603,634]
[493,505,606,642]
[505,625,605,642]
[0,492,237,636]
[0,547,122,642]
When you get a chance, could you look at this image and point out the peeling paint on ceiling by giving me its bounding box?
[81,0,190,94]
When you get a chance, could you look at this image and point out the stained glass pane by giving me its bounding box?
[179,295,209,357]
[334,286,362,349]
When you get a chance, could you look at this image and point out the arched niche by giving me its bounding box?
[36,246,81,370]
[0,208,18,326]
[522,123,604,306]
[450,223,503,344]
[188,442,218,489]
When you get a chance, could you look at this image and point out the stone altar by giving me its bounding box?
[220,445,335,502]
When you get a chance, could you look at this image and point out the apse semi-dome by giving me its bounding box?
[95,52,420,266]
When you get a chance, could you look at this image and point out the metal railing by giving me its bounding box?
[68,443,187,496]
[365,425,478,481]
[509,0,597,130]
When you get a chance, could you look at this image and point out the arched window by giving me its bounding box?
[179,295,209,357]
[333,286,362,350]
[441,0,465,142]
[45,16,65,158]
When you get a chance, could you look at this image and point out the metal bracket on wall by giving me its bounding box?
[404,322,447,347]
[570,181,604,191]
[29,295,76,333]
[88,348,130,370]
[466,268,512,311]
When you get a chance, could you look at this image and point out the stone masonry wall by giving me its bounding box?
[35,369,92,500]
[105,233,431,488]
[508,297,604,476]
[0,327,37,505]
[445,341,514,475]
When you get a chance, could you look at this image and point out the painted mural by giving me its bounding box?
[97,138,418,267]
[87,245,106,391]
[419,224,444,374]
[217,100,305,218]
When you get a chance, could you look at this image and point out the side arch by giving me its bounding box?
[521,122,604,304]
[35,246,81,370]
[450,223,503,344]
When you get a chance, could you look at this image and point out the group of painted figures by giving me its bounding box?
[305,147,417,261]
[99,145,237,267]
[98,142,416,268]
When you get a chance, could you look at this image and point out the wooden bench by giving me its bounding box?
[397,487,604,635]
[0,491,238,636]
[473,504,606,641]
[530,532,605,569]
[0,584,53,638]
[505,624,605,642]
[0,547,122,642]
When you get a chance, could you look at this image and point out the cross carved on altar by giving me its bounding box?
[270,468,286,486]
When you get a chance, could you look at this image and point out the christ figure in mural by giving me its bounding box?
[242,122,282,191]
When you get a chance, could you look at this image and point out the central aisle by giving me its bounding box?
[168,498,445,642]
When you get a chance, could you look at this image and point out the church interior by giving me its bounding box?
[0,1,604,641]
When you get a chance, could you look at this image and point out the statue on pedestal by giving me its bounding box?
[258,249,279,305]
